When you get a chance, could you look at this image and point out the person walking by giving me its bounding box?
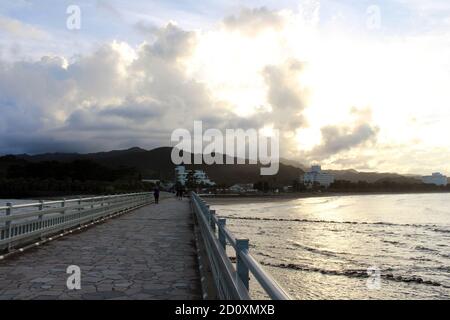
[175,183,181,199]
[153,186,160,204]
[179,186,184,199]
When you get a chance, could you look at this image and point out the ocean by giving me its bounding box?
[210,193,450,300]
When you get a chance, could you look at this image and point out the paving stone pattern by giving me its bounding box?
[0,198,201,300]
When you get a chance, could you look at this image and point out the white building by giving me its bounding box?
[175,166,216,186]
[422,172,448,186]
[303,165,335,188]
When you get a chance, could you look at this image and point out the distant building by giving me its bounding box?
[192,170,215,186]
[229,183,257,193]
[175,166,188,185]
[303,165,335,188]
[422,172,448,186]
[175,166,216,186]
[141,179,160,184]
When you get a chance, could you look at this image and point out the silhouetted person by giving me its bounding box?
[175,183,181,199]
[153,186,160,204]
[176,186,184,199]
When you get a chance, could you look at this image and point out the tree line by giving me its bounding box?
[252,179,450,193]
[0,156,152,198]
[328,180,450,193]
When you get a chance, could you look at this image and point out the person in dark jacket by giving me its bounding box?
[153,186,160,204]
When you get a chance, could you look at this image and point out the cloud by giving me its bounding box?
[0,15,48,40]
[305,108,379,162]
[96,0,123,19]
[1,3,449,175]
[145,22,196,60]
[0,8,379,165]
[0,23,236,154]
[134,20,159,35]
[262,59,308,131]
[0,13,314,157]
[222,7,284,36]
[310,124,378,158]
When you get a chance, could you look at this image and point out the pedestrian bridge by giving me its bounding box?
[0,192,289,300]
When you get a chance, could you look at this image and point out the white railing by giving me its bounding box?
[191,192,291,300]
[0,192,152,251]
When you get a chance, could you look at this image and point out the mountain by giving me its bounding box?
[279,158,308,171]
[12,147,302,186]
[323,169,422,184]
[374,176,422,184]
[17,147,178,181]
[8,148,429,186]
[278,158,422,183]
[17,147,147,162]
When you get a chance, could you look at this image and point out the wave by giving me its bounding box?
[431,228,450,234]
[415,245,438,253]
[261,262,445,287]
[255,251,286,260]
[413,246,450,259]
[221,215,439,229]
[411,256,434,262]
[287,240,346,259]
[434,265,450,272]
[382,240,403,246]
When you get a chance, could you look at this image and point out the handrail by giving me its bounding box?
[191,192,291,300]
[192,197,250,300]
[0,192,150,210]
[0,192,153,251]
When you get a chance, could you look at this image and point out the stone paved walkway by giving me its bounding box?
[0,198,201,300]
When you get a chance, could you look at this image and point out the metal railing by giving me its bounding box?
[191,192,291,300]
[0,192,152,251]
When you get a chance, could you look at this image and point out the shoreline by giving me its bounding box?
[203,190,450,204]
[2,190,450,203]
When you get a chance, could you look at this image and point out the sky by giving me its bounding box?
[0,0,449,175]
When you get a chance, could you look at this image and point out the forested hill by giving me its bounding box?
[4,147,302,186]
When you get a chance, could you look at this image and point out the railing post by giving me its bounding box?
[5,203,12,251]
[78,198,82,225]
[236,238,250,290]
[38,200,44,239]
[90,198,95,221]
[218,218,227,250]
[205,204,210,219]
[38,200,44,219]
[104,196,109,212]
[209,209,216,232]
[61,198,66,229]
